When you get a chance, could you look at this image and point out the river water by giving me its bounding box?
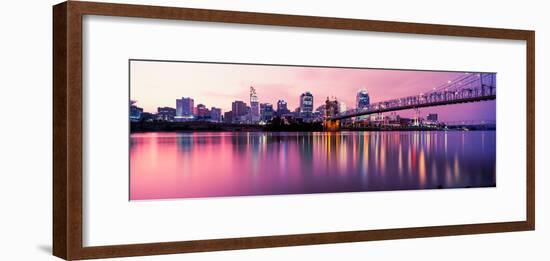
[130,131,496,200]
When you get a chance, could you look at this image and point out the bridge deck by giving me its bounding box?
[330,94,496,120]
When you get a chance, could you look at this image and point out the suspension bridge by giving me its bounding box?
[324,72,496,130]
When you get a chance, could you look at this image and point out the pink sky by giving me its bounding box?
[130,60,496,122]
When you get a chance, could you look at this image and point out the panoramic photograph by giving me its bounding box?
[129,60,497,201]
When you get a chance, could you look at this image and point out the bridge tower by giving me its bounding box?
[323,97,341,131]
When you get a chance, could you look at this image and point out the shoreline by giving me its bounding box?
[130,121,495,133]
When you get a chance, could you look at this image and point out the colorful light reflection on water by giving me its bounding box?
[130,131,496,200]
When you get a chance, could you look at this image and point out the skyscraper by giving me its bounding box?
[276,99,290,116]
[356,89,370,121]
[223,111,233,124]
[300,91,314,121]
[210,107,222,122]
[356,89,370,109]
[249,86,260,123]
[175,97,194,121]
[232,100,248,123]
[196,104,209,119]
[260,103,274,122]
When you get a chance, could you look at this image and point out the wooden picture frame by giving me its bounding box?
[53,1,535,260]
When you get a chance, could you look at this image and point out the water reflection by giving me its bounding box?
[130,131,496,200]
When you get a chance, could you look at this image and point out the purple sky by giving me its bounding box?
[130,61,496,122]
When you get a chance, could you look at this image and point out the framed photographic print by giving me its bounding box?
[53,1,535,260]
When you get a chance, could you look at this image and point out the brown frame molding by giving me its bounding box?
[53,1,535,260]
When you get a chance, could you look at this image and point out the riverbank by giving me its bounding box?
[130,121,495,133]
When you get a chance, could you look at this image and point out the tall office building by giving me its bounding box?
[260,103,274,122]
[232,100,248,123]
[176,97,194,121]
[249,86,260,123]
[276,99,290,116]
[210,107,222,122]
[223,111,233,123]
[356,89,370,109]
[195,104,209,119]
[300,91,314,121]
[356,89,370,121]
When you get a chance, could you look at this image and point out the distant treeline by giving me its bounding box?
[264,117,323,131]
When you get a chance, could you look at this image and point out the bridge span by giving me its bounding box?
[328,72,496,121]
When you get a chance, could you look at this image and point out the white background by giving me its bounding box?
[0,0,548,260]
[84,15,525,246]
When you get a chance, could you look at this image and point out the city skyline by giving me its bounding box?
[130,60,496,122]
[130,60,497,200]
